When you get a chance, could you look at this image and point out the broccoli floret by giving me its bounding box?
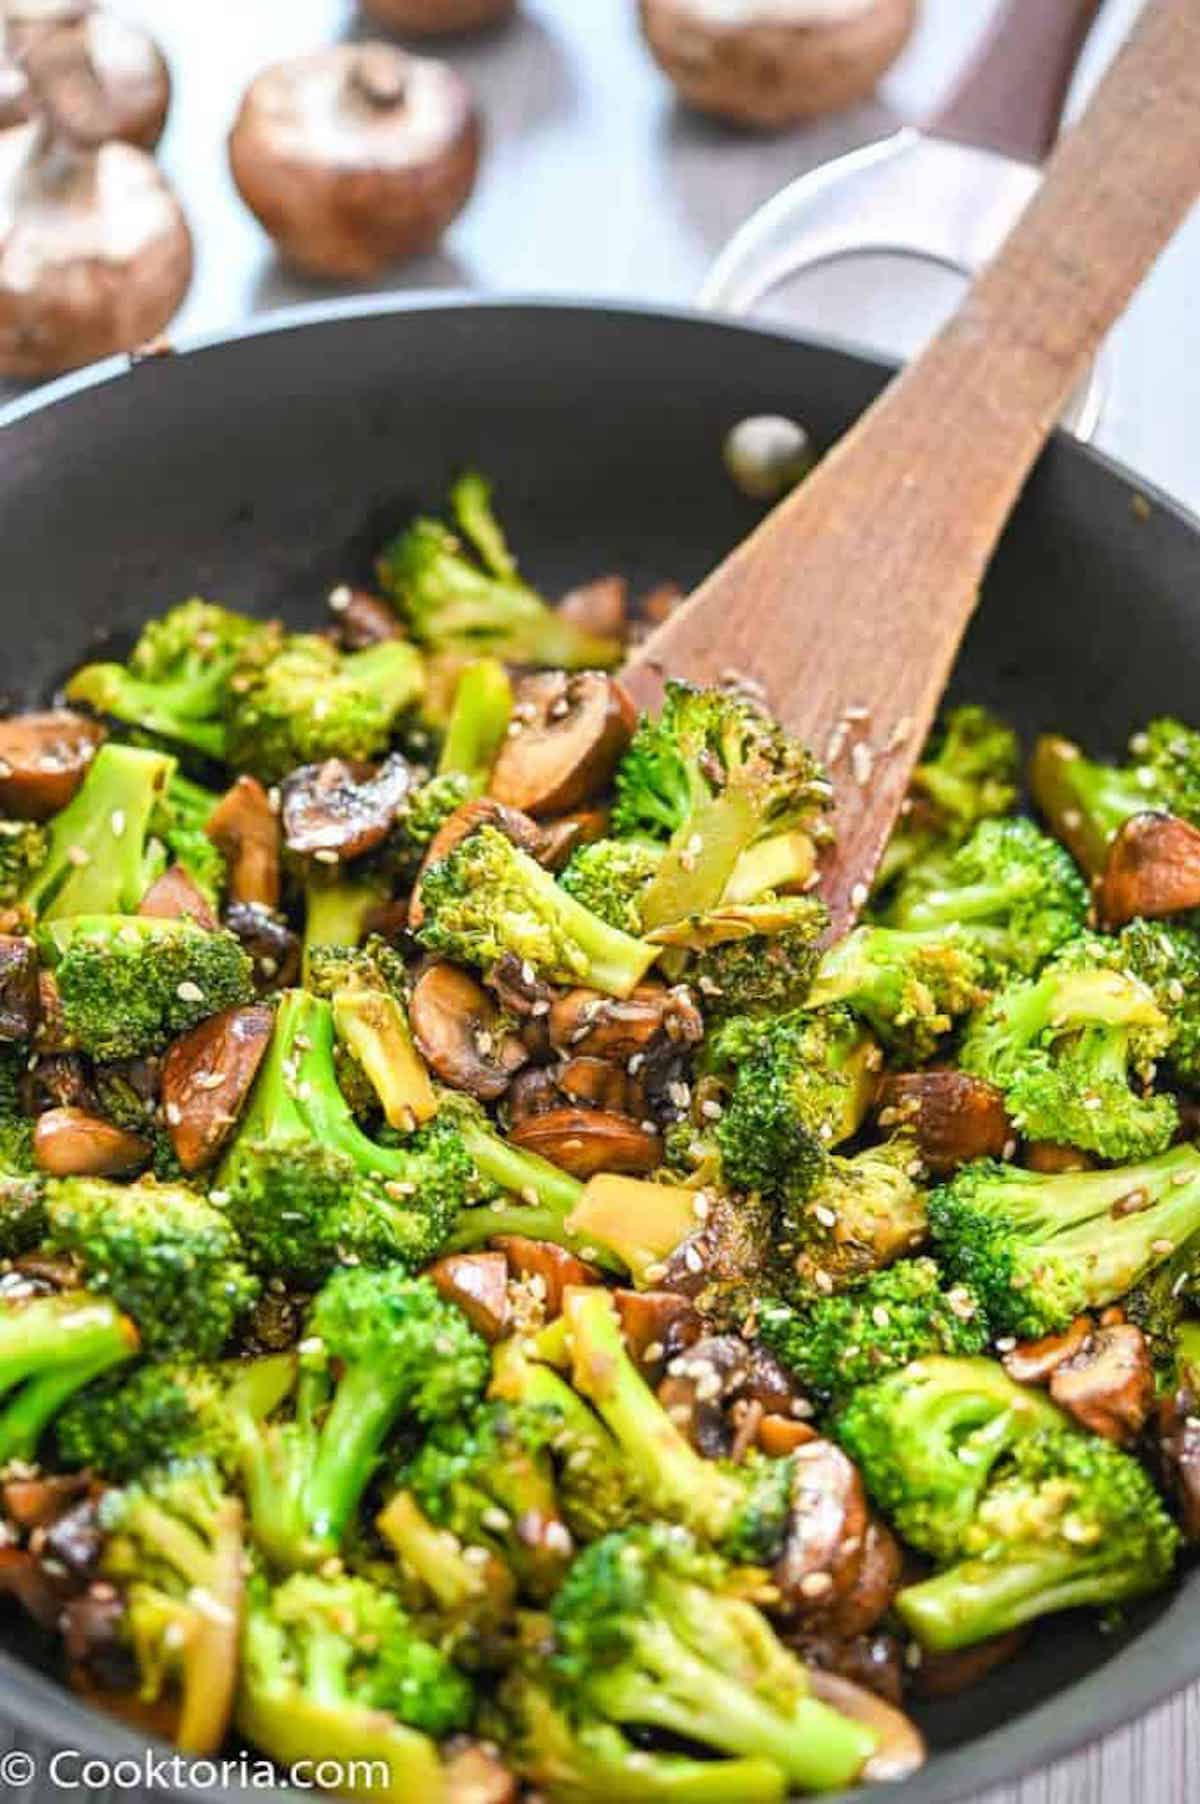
[437,656,513,788]
[22,743,174,921]
[959,953,1177,1162]
[0,820,47,904]
[688,918,825,1022]
[97,1457,245,1754]
[379,771,472,890]
[777,1138,929,1297]
[808,925,987,1061]
[1079,918,1200,1089]
[236,1571,468,1795]
[42,1175,259,1360]
[1031,719,1200,876]
[558,839,664,936]
[66,600,279,762]
[711,1007,876,1205]
[308,940,437,1131]
[1124,1241,1200,1391]
[835,1356,1066,1562]
[883,817,1087,978]
[759,1259,988,1399]
[928,1144,1200,1339]
[220,989,471,1282]
[877,705,1021,895]
[611,683,831,930]
[227,635,425,784]
[896,1429,1180,1653]
[416,824,657,998]
[236,1268,489,1572]
[0,1289,138,1465]
[0,1048,36,1187]
[378,472,621,671]
[39,914,254,1060]
[547,1525,877,1794]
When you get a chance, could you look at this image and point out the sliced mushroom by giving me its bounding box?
[0,935,39,1041]
[507,1067,560,1125]
[534,806,611,874]
[1048,1322,1154,1445]
[556,1055,637,1115]
[0,1545,78,1630]
[1023,1140,1096,1175]
[360,0,516,35]
[1156,1390,1200,1541]
[794,1631,904,1708]
[489,672,637,818]
[428,1251,510,1341]
[509,1107,662,1178]
[876,1070,1011,1176]
[757,1414,819,1457]
[548,983,703,1063]
[556,575,629,643]
[327,584,402,650]
[282,754,411,863]
[657,1334,798,1459]
[21,1048,89,1114]
[1002,1315,1094,1387]
[807,1668,925,1784]
[410,961,528,1102]
[207,776,280,911]
[409,798,542,929]
[0,709,103,818]
[138,866,218,930]
[1095,811,1200,929]
[229,44,481,279]
[822,1518,904,1641]
[911,1629,1027,1701]
[2,1469,91,1532]
[224,901,300,993]
[6,4,171,150]
[33,1105,149,1176]
[613,1287,700,1375]
[492,1235,602,1318]
[773,1439,870,1618]
[160,1003,274,1174]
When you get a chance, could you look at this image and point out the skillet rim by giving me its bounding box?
[0,292,1197,1804]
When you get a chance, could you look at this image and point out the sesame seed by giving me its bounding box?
[813,1204,837,1229]
[66,844,90,867]
[176,980,205,1003]
[328,584,352,611]
[1152,1238,1175,1256]
[799,1571,834,1599]
[110,809,126,836]
[642,1341,664,1364]
[851,742,873,786]
[871,1304,891,1328]
[850,880,869,910]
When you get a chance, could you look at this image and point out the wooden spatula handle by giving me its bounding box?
[623,0,1200,933]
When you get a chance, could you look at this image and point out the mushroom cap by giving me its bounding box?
[228,42,481,279]
[0,127,191,376]
[3,5,172,150]
[639,0,918,128]
[360,0,516,33]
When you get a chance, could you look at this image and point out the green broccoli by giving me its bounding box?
[1074,918,1200,1090]
[808,924,987,1061]
[759,1259,988,1399]
[876,704,1020,893]
[376,771,471,891]
[835,1356,1067,1562]
[219,989,472,1282]
[777,1137,929,1297]
[959,953,1177,1162]
[0,1047,36,1185]
[21,743,174,921]
[0,820,47,904]
[896,1429,1180,1652]
[416,824,658,998]
[39,914,254,1060]
[42,1174,259,1360]
[308,940,437,1131]
[227,634,425,784]
[928,1144,1200,1339]
[157,771,226,909]
[611,682,831,930]
[0,1289,139,1464]
[378,472,621,671]
[97,1457,246,1753]
[558,839,664,935]
[1030,718,1200,876]
[547,1525,878,1794]
[436,655,513,787]
[687,916,826,1022]
[1124,1240,1200,1391]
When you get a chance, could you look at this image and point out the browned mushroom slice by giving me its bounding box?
[0,935,39,1041]
[2,1469,91,1532]
[409,798,542,929]
[639,580,684,626]
[556,575,629,643]
[757,1414,819,1458]
[509,1107,662,1179]
[224,901,300,992]
[1156,1391,1200,1541]
[548,983,703,1063]
[507,1066,560,1126]
[138,865,218,930]
[773,1439,869,1618]
[161,1003,274,1174]
[281,754,411,863]
[1002,1314,1094,1387]
[807,1669,925,1783]
[534,806,611,873]
[0,710,103,818]
[1023,1140,1096,1174]
[795,1631,904,1708]
[327,584,402,650]
[1048,1322,1155,1445]
[555,1056,633,1115]
[823,1519,904,1641]
[911,1629,1027,1700]
[489,672,637,818]
[1095,810,1200,929]
[492,1235,603,1319]
[428,1251,510,1341]
[876,1071,1012,1176]
[613,1287,700,1373]
[33,1106,149,1176]
[409,962,527,1101]
[207,776,280,910]
[0,1546,78,1630]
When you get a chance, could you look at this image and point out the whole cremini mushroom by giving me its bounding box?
[228,43,480,279]
[360,0,516,33]
[639,0,917,129]
[1,2,171,149]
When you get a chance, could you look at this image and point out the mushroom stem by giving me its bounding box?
[351,45,407,111]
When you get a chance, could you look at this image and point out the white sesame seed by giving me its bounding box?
[109,810,126,837]
[328,584,352,611]
[176,980,205,1003]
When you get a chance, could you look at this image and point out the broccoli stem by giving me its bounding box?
[640,789,761,930]
[377,1490,515,1616]
[0,1350,135,1464]
[1029,735,1147,875]
[303,873,388,976]
[236,1688,446,1803]
[897,1547,1104,1654]
[24,744,175,920]
[301,1365,408,1552]
[460,1120,584,1214]
[437,657,513,786]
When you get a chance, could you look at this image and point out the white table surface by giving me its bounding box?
[2,0,1198,1798]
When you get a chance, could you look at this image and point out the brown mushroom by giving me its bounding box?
[207,776,280,911]
[911,1629,1027,1701]
[639,0,917,129]
[533,807,612,876]
[281,755,411,864]
[409,798,542,929]
[224,901,300,993]
[555,1055,639,1116]
[556,575,629,643]
[506,1065,560,1125]
[32,1105,148,1176]
[0,60,190,378]
[1048,1322,1155,1445]
[3,3,171,150]
[327,584,403,651]
[613,1287,701,1374]
[428,1251,510,1341]
[657,1334,796,1459]
[876,1070,1012,1176]
[1095,811,1200,929]
[807,1668,925,1783]
[489,671,637,818]
[772,1438,870,1619]
[822,1518,904,1641]
[509,1107,662,1178]
[492,1235,602,1318]
[548,983,703,1063]
[0,934,39,1041]
[1156,1389,1200,1541]
[639,580,684,627]
[1023,1140,1096,1174]
[410,961,528,1101]
[160,1004,274,1174]
[794,1630,904,1707]
[757,1413,819,1457]
[1001,1314,1094,1387]
[360,0,516,35]
[2,1469,91,1533]
[138,865,217,930]
[0,709,103,818]
[228,44,480,280]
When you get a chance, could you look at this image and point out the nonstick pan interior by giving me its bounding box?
[1,298,1199,1804]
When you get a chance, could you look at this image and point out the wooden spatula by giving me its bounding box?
[622,0,1200,934]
